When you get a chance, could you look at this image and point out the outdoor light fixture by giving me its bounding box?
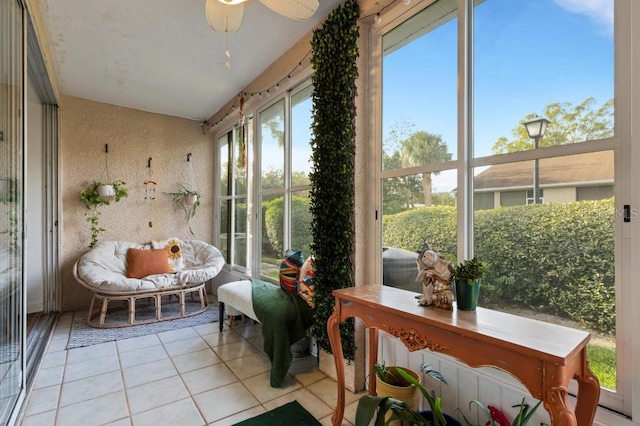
[522,116,551,204]
[523,116,550,140]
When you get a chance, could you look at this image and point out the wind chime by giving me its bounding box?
[239,96,247,168]
[144,157,157,228]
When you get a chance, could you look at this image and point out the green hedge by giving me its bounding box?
[264,196,313,256]
[382,199,615,334]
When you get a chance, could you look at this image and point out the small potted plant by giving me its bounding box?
[356,363,461,426]
[374,362,420,413]
[459,397,542,425]
[170,184,201,235]
[80,179,128,248]
[453,256,487,311]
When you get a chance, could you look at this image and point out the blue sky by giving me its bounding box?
[382,0,613,190]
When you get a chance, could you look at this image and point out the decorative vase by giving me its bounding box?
[97,184,115,197]
[455,279,481,311]
[184,194,198,206]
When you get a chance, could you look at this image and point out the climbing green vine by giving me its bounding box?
[309,0,359,361]
[80,180,128,248]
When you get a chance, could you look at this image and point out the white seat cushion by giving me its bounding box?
[75,240,225,293]
[218,280,259,322]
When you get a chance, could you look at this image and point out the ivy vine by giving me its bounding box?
[309,0,359,361]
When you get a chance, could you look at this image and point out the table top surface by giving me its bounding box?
[333,285,591,363]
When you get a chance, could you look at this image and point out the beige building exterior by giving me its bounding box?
[473,151,614,209]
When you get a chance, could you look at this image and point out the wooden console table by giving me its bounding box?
[327,285,600,426]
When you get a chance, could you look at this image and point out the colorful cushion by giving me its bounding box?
[279,249,304,293]
[126,248,171,279]
[151,238,184,272]
[297,256,315,307]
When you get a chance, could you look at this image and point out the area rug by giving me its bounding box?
[232,400,321,426]
[66,303,219,349]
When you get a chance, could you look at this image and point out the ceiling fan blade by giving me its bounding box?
[206,0,245,32]
[258,0,319,21]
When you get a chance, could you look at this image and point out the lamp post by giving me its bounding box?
[523,116,550,204]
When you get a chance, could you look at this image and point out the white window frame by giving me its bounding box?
[214,77,314,282]
[369,0,633,418]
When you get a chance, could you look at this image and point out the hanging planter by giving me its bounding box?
[79,144,128,248]
[170,184,202,235]
[184,193,199,206]
[80,179,128,248]
[97,184,116,198]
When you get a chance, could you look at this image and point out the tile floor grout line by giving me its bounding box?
[22,310,362,426]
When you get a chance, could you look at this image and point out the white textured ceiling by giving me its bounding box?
[39,0,342,120]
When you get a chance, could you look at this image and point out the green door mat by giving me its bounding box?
[232,400,322,425]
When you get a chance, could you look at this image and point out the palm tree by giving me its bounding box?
[401,131,452,206]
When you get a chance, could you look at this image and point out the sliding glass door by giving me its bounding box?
[0,0,25,422]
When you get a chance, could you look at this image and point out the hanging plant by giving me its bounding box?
[170,184,202,236]
[80,179,128,248]
[309,0,359,360]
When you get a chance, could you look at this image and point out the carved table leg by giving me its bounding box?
[368,327,379,396]
[546,386,577,426]
[575,360,601,426]
[327,306,345,426]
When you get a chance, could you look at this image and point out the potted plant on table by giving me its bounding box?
[356,363,461,426]
[453,256,487,311]
[80,179,128,248]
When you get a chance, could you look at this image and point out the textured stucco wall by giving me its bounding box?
[61,96,215,311]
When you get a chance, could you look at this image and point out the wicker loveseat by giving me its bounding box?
[73,239,225,328]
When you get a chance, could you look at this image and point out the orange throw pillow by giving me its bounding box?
[126,248,171,279]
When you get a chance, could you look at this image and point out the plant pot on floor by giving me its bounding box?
[455,279,481,310]
[418,410,463,426]
[376,366,420,410]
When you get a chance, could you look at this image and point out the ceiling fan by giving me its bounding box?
[205,0,320,33]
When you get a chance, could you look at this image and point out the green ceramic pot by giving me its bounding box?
[455,279,481,310]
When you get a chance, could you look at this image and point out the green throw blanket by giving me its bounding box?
[251,279,313,387]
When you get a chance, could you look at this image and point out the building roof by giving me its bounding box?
[474,151,613,190]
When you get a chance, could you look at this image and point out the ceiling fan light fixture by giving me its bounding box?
[258,0,319,21]
[206,0,244,32]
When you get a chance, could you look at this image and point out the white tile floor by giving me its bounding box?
[19,311,364,426]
